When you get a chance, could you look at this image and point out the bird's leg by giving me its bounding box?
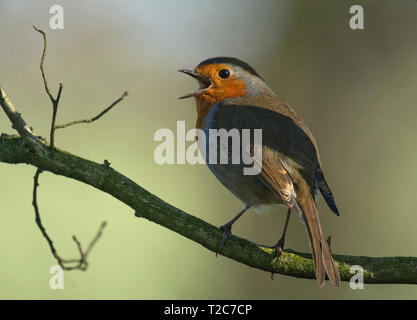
[273,208,291,257]
[270,208,291,280]
[217,205,250,256]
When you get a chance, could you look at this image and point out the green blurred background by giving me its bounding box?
[1,0,417,299]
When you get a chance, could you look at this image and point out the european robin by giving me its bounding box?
[179,57,340,287]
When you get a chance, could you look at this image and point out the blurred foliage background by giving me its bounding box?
[1,0,417,299]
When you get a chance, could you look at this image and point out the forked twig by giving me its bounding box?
[33,25,63,151]
[27,27,124,271]
[32,168,106,271]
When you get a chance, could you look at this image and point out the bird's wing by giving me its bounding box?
[213,102,339,216]
[213,103,319,184]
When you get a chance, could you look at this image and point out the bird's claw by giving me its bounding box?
[267,236,286,259]
[216,224,232,257]
[270,238,285,280]
[273,238,285,258]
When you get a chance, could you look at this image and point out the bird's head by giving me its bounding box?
[179,57,266,104]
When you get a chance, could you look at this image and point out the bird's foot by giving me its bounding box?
[270,238,285,280]
[271,237,285,258]
[216,224,232,257]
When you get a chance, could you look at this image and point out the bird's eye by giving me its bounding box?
[218,69,230,79]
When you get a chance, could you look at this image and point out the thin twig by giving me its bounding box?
[32,169,106,271]
[32,25,55,104]
[33,25,63,151]
[32,169,60,260]
[84,221,107,257]
[55,91,129,129]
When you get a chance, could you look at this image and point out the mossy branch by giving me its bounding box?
[1,133,417,284]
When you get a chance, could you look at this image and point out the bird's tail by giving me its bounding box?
[296,182,340,287]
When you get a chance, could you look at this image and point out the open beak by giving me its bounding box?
[178,69,212,99]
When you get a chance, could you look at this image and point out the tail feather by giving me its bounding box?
[297,183,340,287]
